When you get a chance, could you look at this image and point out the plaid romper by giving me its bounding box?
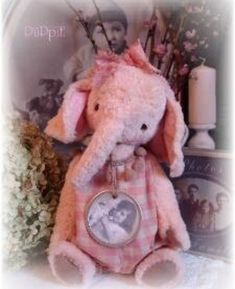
[73,153,161,274]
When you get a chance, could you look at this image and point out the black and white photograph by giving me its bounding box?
[4,0,155,160]
[174,179,231,234]
[4,0,153,120]
[26,78,64,130]
[63,0,130,81]
[86,191,141,247]
[172,148,233,261]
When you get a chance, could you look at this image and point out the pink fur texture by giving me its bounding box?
[45,80,90,143]
[45,40,190,287]
[149,93,186,177]
[49,241,96,285]
[135,248,184,288]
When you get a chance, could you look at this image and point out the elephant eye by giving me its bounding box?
[94,103,100,111]
[141,123,148,131]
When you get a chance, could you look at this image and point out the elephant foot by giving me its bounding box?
[48,241,96,285]
[135,248,184,289]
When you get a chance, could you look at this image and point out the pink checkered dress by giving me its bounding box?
[73,153,162,274]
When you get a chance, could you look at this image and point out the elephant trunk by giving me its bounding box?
[72,118,124,189]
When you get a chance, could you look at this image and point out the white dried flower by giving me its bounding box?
[2,113,66,270]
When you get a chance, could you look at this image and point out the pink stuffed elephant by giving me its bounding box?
[45,40,190,288]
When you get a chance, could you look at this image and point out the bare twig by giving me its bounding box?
[157,27,169,69]
[149,24,157,64]
[144,23,157,63]
[144,25,152,52]
[164,13,187,78]
[144,3,157,55]
[144,31,150,52]
[92,0,113,52]
[64,0,98,53]
[144,1,160,64]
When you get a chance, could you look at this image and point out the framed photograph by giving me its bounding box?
[3,0,154,121]
[3,0,156,161]
[172,148,233,261]
[85,191,142,247]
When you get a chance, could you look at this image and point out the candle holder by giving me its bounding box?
[188,124,215,149]
[188,61,216,150]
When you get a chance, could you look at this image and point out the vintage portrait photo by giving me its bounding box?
[86,192,141,246]
[174,178,231,234]
[25,78,64,130]
[6,0,154,159]
[7,0,153,112]
[64,0,130,81]
[172,149,233,261]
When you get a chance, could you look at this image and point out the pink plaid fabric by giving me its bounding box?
[73,153,164,274]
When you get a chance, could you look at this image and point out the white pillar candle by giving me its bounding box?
[188,64,216,125]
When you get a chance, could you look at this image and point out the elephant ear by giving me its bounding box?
[149,92,187,178]
[45,79,90,144]
[123,39,161,74]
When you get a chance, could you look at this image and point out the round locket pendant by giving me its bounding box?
[85,191,142,248]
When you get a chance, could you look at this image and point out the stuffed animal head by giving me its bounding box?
[45,40,187,188]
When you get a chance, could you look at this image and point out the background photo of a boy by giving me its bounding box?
[63,0,149,82]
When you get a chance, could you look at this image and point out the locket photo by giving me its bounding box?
[85,191,142,247]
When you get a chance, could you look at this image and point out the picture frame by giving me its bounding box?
[85,191,142,248]
[3,0,153,120]
[3,0,155,162]
[172,148,233,261]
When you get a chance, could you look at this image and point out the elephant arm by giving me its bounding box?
[147,154,190,251]
[49,154,81,251]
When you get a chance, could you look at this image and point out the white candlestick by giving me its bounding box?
[189,64,216,125]
[188,64,216,149]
